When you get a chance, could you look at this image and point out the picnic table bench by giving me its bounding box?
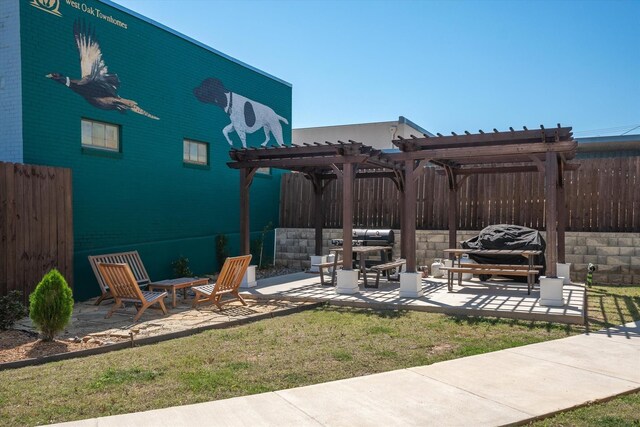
[312,259,344,286]
[441,263,542,294]
[367,259,406,288]
[442,249,543,295]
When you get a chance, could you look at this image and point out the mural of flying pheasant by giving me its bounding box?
[46,20,159,120]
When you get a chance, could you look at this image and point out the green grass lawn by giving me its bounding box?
[530,391,640,427]
[0,284,638,427]
[586,284,640,330]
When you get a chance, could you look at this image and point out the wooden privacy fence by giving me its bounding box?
[0,162,73,302]
[280,157,640,232]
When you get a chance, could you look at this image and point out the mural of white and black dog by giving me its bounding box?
[194,78,288,148]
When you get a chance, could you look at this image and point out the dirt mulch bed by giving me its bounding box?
[0,330,103,364]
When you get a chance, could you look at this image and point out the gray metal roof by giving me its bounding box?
[398,116,435,137]
[576,134,640,156]
[576,134,640,144]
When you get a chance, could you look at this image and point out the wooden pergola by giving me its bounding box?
[228,141,404,274]
[228,125,578,288]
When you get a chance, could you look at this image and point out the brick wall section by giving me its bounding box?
[564,232,640,285]
[0,0,23,163]
[275,228,640,285]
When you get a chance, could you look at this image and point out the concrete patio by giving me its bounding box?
[244,272,586,324]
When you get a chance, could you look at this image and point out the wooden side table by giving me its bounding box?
[149,277,209,308]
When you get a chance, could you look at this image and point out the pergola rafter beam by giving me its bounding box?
[229,143,364,161]
[434,163,580,176]
[392,127,573,150]
[227,154,371,169]
[386,140,578,163]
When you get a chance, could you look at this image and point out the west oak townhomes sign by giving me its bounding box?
[31,0,128,29]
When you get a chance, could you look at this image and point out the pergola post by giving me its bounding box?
[448,188,458,253]
[446,168,458,255]
[239,167,256,256]
[342,163,353,269]
[335,162,359,294]
[398,159,423,298]
[403,160,417,273]
[545,151,558,277]
[399,186,406,259]
[311,175,324,256]
[557,161,566,264]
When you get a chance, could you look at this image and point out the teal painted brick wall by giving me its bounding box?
[20,0,291,300]
[0,0,24,163]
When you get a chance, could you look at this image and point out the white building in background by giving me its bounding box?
[293,116,434,150]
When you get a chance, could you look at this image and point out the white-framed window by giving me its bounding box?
[183,139,208,165]
[257,167,271,175]
[81,119,120,151]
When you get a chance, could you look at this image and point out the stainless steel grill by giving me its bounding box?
[331,229,395,269]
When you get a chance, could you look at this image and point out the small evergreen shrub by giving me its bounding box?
[29,269,74,341]
[172,255,193,278]
[215,234,229,272]
[250,222,273,269]
[0,291,28,330]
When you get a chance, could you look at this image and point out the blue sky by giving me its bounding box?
[112,0,639,137]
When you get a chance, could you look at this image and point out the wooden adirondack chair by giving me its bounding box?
[192,255,252,309]
[88,251,151,305]
[97,262,168,322]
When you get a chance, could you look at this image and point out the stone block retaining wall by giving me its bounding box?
[275,228,640,285]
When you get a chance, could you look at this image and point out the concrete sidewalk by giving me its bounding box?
[49,321,640,427]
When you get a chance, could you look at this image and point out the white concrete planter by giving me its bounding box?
[240,265,257,289]
[442,259,472,280]
[309,255,328,273]
[430,259,444,278]
[336,270,359,295]
[539,276,565,307]
[399,272,423,298]
[556,263,572,284]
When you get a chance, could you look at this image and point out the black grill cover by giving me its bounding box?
[461,224,546,277]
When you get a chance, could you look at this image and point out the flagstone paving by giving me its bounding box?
[13,296,312,346]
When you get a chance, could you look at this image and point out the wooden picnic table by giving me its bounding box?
[443,248,541,268]
[330,245,392,288]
